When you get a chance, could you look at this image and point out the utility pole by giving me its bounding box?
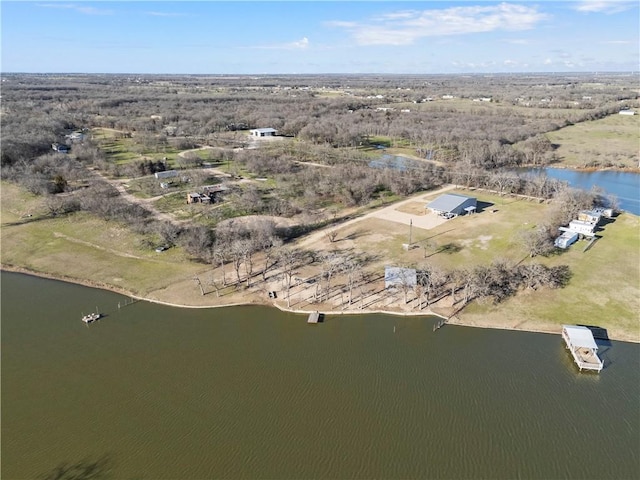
[193,276,204,296]
[408,219,413,246]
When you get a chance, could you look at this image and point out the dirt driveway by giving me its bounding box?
[297,185,456,249]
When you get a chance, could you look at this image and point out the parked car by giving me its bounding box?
[155,245,169,253]
[441,212,455,219]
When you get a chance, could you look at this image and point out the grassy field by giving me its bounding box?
[92,128,183,168]
[0,182,204,296]
[2,181,638,341]
[544,114,640,169]
[322,188,640,341]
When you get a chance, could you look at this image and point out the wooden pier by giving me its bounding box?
[433,317,447,331]
[307,311,321,324]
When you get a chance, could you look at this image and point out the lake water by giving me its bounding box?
[527,168,640,215]
[2,271,639,479]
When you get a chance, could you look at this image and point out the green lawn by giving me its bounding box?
[1,183,202,296]
[544,114,640,169]
[334,188,640,341]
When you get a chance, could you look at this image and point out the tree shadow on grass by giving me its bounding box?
[426,242,462,257]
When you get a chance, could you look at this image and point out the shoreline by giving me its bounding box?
[4,263,637,344]
[542,163,640,174]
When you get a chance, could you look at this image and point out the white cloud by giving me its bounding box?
[327,3,549,46]
[249,37,310,50]
[600,40,634,44]
[291,37,310,49]
[37,3,112,15]
[573,1,637,13]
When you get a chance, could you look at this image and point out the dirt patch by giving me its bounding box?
[395,202,429,215]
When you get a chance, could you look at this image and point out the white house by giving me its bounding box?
[568,220,596,236]
[619,110,636,116]
[577,209,602,225]
[250,128,277,137]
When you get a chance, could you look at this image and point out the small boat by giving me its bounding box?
[82,308,101,324]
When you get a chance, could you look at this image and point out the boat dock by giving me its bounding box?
[562,325,603,372]
[307,311,321,324]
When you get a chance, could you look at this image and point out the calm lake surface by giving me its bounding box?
[528,168,640,215]
[2,271,639,479]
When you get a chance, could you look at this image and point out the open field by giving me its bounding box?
[545,114,640,169]
[3,180,638,342]
[288,188,640,341]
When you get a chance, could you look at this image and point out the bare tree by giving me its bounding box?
[395,267,416,304]
[418,265,447,307]
[518,227,554,258]
[278,247,305,308]
[212,242,228,286]
[319,252,343,302]
[342,255,364,306]
[230,240,246,285]
[326,230,339,243]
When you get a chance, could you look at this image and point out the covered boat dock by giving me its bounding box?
[561,325,603,372]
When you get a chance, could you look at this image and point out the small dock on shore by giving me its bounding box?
[307,311,321,324]
[562,325,603,372]
[433,317,447,331]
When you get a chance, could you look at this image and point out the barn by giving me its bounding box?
[426,194,477,217]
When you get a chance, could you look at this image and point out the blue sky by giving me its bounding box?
[1,1,638,74]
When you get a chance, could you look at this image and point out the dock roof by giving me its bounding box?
[562,325,598,350]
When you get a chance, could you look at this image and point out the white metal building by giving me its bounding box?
[154,170,178,179]
[427,194,477,216]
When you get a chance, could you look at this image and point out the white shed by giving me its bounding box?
[250,128,277,137]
